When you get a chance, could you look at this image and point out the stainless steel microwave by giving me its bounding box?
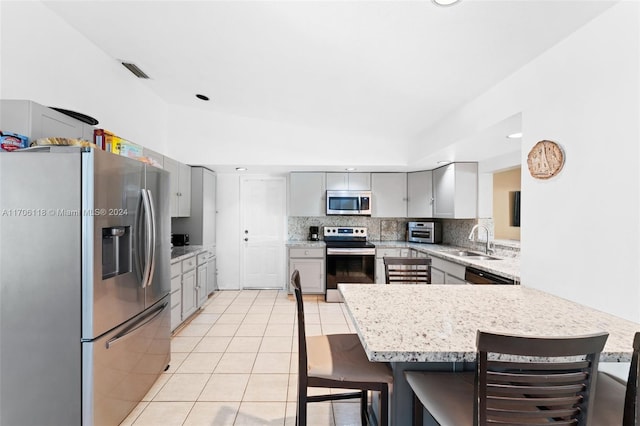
[326,190,372,216]
[407,221,442,244]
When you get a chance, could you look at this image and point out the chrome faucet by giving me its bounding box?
[468,224,492,254]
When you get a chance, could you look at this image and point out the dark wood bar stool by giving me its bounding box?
[405,330,609,425]
[383,257,431,284]
[592,331,640,425]
[291,270,393,426]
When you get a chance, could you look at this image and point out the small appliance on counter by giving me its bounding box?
[308,226,319,241]
[172,233,189,246]
[407,221,442,244]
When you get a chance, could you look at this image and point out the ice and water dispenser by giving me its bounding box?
[102,226,131,279]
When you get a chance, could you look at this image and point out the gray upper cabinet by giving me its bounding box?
[325,172,371,191]
[407,170,433,218]
[172,166,216,246]
[289,172,326,216]
[164,156,191,217]
[0,99,94,142]
[433,162,478,219]
[371,173,407,217]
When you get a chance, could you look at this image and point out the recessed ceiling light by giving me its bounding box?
[345,167,356,171]
[507,132,523,139]
[235,167,247,171]
[196,94,210,101]
[432,0,461,6]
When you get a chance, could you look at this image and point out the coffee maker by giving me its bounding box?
[308,226,319,241]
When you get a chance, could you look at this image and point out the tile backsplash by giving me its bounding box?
[288,216,520,258]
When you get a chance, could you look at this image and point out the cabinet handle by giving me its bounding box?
[244,238,248,242]
[244,230,249,234]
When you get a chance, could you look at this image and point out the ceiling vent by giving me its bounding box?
[121,62,150,79]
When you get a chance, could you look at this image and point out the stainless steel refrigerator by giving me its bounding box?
[0,146,171,426]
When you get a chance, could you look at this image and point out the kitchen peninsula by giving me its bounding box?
[339,284,640,425]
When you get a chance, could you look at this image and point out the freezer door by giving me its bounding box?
[83,296,170,426]
[145,163,171,308]
[83,149,147,339]
[1,149,83,426]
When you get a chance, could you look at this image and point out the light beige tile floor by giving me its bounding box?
[121,290,363,426]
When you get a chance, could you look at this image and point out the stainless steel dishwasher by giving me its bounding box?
[465,267,515,285]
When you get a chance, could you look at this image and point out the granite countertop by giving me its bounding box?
[286,240,326,248]
[339,284,640,363]
[287,239,520,282]
[171,245,209,261]
[373,241,520,282]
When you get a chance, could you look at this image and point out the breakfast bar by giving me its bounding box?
[338,284,640,425]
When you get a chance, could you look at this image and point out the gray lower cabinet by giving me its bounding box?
[430,256,466,284]
[375,247,409,283]
[196,252,209,307]
[170,261,182,331]
[181,255,198,321]
[171,251,211,333]
[206,248,217,295]
[288,247,325,293]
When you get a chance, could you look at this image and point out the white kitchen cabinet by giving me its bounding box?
[371,173,407,218]
[433,163,478,219]
[164,156,191,217]
[0,99,95,142]
[172,167,216,245]
[430,256,466,284]
[181,256,197,320]
[325,172,371,190]
[407,171,433,218]
[288,247,325,294]
[375,247,409,283]
[289,172,326,216]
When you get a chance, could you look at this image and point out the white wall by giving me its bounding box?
[0,1,168,153]
[413,2,640,322]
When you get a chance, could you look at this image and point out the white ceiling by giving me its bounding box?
[43,0,616,170]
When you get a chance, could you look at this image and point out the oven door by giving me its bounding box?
[325,248,375,302]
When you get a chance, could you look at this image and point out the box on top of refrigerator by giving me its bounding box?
[0,130,29,151]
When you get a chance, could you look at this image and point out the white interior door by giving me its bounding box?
[240,176,286,289]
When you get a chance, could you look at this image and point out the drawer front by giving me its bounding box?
[289,248,324,258]
[182,255,197,272]
[197,252,208,265]
[376,248,402,258]
[170,262,182,278]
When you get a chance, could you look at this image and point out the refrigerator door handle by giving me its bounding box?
[140,189,153,289]
[106,301,168,349]
[146,189,157,287]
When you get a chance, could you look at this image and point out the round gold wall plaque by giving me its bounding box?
[527,140,564,179]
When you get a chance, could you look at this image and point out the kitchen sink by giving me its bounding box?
[446,250,500,260]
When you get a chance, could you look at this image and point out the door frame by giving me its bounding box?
[239,175,287,290]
